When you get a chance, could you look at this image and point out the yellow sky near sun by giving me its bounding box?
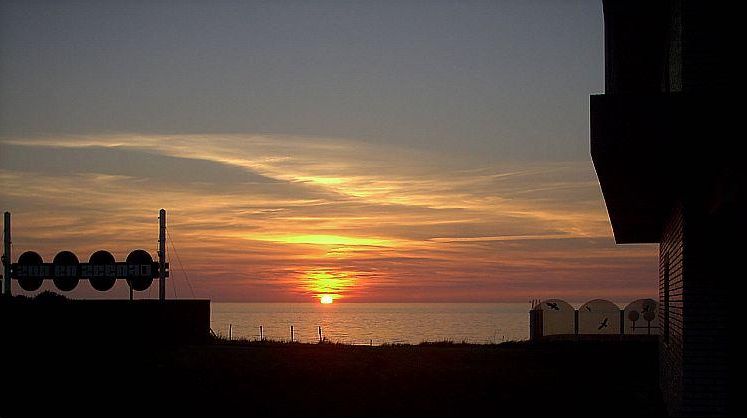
[0,134,658,302]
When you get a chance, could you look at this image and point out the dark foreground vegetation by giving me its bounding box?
[5,336,664,417]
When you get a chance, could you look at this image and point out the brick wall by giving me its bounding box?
[660,186,742,415]
[676,179,737,415]
[680,1,728,92]
[659,202,685,414]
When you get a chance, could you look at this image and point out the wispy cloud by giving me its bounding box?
[0,134,657,302]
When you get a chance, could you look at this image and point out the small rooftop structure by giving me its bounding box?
[529,298,658,341]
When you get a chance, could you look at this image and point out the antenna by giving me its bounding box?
[158,209,166,301]
[3,212,11,296]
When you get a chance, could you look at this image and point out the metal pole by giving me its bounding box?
[158,209,166,301]
[3,212,11,297]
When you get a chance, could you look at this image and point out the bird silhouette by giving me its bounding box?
[598,318,609,330]
[546,302,560,310]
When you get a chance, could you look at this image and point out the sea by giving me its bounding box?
[211,302,530,345]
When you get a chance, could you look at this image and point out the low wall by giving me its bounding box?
[0,298,211,345]
[535,334,658,343]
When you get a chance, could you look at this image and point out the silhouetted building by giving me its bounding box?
[591,0,743,415]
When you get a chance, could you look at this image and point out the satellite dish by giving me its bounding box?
[52,251,80,291]
[125,249,154,291]
[88,250,116,291]
[17,251,44,291]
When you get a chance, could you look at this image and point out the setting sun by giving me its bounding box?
[304,270,353,301]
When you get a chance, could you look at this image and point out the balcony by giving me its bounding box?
[590,93,680,243]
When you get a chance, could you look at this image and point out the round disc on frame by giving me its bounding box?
[88,250,116,291]
[52,251,80,292]
[125,249,154,291]
[17,251,44,291]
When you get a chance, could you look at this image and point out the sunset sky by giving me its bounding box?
[0,0,658,302]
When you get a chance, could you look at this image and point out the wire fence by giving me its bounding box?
[214,323,513,346]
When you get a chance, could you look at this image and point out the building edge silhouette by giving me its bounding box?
[591,0,743,415]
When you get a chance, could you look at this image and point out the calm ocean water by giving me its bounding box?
[211,303,529,345]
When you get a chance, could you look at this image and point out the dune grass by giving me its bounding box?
[6,333,664,417]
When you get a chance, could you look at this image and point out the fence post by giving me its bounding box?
[619,310,625,336]
[318,326,323,342]
[260,325,264,341]
[529,307,544,341]
[290,325,294,342]
[229,324,232,341]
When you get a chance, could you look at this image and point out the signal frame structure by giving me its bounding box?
[2,209,169,299]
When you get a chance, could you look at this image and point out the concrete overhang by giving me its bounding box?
[590,93,680,244]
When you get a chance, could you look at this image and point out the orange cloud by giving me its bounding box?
[0,134,657,302]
